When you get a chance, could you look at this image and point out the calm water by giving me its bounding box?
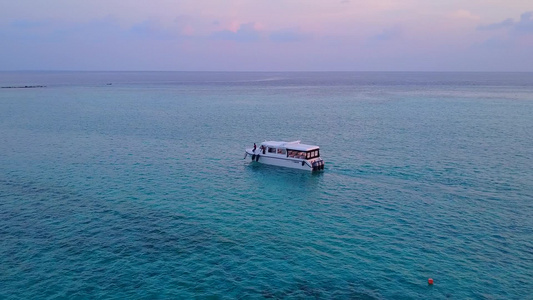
[1,72,532,299]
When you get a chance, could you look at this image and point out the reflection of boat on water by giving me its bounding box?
[244,140,325,171]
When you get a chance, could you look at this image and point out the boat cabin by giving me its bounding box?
[260,141,320,160]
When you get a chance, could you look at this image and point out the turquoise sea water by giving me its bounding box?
[1,72,532,299]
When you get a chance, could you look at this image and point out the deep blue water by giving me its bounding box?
[1,72,532,299]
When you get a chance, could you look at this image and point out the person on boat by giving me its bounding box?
[253,143,257,153]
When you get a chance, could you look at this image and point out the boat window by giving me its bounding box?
[287,150,307,159]
[303,150,320,159]
[277,148,286,155]
[268,147,276,153]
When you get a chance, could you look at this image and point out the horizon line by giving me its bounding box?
[2,70,533,73]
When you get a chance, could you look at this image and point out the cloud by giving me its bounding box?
[369,26,401,42]
[211,22,260,42]
[2,17,123,43]
[1,16,192,46]
[477,11,533,34]
[269,29,306,43]
[474,11,533,54]
[477,18,514,31]
[451,10,480,20]
[128,20,176,40]
[474,37,512,50]
[515,11,533,34]
[10,19,50,29]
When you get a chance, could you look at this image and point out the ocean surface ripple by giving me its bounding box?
[1,72,532,299]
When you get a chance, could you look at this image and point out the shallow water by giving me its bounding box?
[1,72,532,299]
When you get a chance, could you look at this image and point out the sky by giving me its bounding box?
[1,0,532,71]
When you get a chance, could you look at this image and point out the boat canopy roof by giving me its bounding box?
[261,140,319,151]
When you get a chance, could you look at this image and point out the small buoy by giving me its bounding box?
[428,278,434,285]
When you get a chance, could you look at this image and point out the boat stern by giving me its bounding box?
[310,158,325,171]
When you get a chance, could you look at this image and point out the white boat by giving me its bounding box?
[244,140,325,171]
